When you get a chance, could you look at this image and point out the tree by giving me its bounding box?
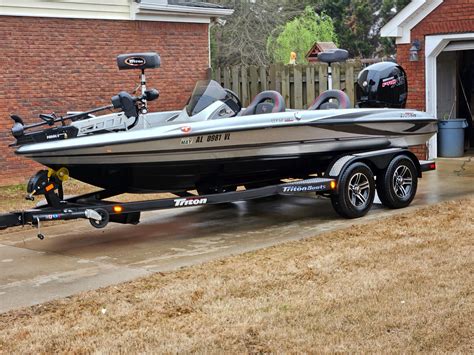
[378,0,412,55]
[266,6,338,64]
[210,0,310,66]
[312,0,410,58]
[208,0,410,65]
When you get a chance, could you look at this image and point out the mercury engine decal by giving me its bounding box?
[381,76,398,88]
[174,198,208,207]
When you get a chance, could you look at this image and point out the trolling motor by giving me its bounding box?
[10,52,161,145]
[7,53,163,240]
[10,103,117,141]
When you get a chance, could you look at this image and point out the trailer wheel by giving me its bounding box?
[331,162,375,218]
[377,155,418,209]
[89,208,109,229]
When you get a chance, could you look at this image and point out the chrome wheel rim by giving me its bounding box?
[348,172,370,207]
[392,165,412,199]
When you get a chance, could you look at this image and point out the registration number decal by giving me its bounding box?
[195,133,231,144]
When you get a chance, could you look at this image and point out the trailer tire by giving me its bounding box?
[331,162,375,218]
[376,155,418,209]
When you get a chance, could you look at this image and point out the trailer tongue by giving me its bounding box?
[0,177,335,239]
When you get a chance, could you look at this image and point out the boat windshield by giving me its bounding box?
[186,80,227,116]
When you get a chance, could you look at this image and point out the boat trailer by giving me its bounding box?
[0,148,436,240]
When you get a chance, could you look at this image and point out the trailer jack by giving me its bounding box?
[35,217,44,240]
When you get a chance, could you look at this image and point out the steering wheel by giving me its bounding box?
[224,89,242,116]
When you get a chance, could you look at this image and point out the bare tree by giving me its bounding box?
[209,0,409,65]
[211,0,309,66]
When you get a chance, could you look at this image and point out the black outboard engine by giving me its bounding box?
[356,62,408,108]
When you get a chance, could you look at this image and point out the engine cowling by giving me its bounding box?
[356,61,408,108]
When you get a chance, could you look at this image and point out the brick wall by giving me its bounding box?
[396,0,474,159]
[0,16,209,186]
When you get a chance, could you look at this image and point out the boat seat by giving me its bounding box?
[309,90,351,110]
[317,49,349,64]
[255,102,274,114]
[117,52,161,70]
[240,91,286,116]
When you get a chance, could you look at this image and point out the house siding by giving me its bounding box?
[396,0,474,159]
[0,0,131,20]
[0,16,209,185]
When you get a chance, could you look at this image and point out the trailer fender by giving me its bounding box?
[326,148,423,180]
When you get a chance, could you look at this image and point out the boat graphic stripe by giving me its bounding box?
[27,136,388,159]
[16,117,437,155]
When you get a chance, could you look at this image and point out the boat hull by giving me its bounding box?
[45,153,342,193]
[16,109,438,192]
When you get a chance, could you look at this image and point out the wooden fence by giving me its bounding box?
[211,62,362,109]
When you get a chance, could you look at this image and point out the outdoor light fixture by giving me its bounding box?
[409,40,421,62]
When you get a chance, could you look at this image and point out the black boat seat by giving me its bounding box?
[309,90,351,110]
[117,52,161,70]
[241,91,285,116]
[317,49,349,64]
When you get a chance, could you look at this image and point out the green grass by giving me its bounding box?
[0,183,27,194]
[0,180,96,213]
[0,184,29,212]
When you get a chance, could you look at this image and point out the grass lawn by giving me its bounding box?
[0,180,174,214]
[0,198,472,352]
[0,180,96,213]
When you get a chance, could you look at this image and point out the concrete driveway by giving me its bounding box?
[1,158,473,313]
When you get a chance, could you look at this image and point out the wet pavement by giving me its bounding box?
[1,158,473,313]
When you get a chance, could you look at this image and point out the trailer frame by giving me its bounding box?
[0,148,436,239]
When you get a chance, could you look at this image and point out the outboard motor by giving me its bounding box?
[356,62,408,108]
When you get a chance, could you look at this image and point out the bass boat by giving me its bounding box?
[10,52,437,194]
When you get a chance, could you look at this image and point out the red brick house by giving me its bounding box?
[0,0,232,186]
[382,0,474,159]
